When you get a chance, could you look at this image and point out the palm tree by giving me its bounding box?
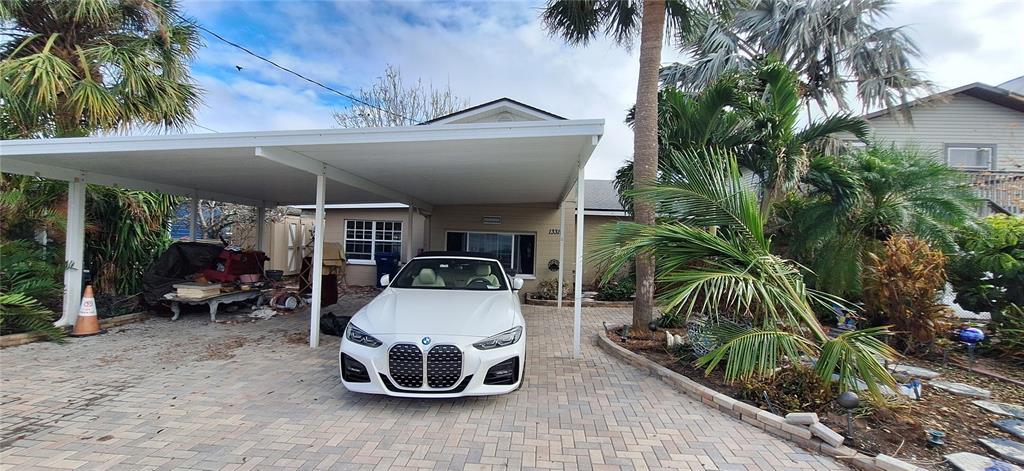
[542,0,692,331]
[0,0,196,295]
[593,147,897,395]
[780,146,980,297]
[0,0,201,138]
[614,61,869,216]
[661,0,931,116]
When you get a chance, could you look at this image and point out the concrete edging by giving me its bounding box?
[0,312,151,348]
[595,332,927,471]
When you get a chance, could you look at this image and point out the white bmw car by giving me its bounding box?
[339,252,526,397]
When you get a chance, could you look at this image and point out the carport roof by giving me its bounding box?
[0,119,604,209]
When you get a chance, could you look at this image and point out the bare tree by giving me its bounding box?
[178,201,287,249]
[333,64,468,127]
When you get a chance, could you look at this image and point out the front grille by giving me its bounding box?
[388,344,423,388]
[426,345,463,388]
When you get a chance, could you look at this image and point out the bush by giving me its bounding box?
[948,214,1024,315]
[737,365,834,414]
[594,278,634,301]
[0,241,65,339]
[862,236,953,353]
[989,304,1024,361]
[532,278,573,300]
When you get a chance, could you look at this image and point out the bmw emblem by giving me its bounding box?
[421,336,431,346]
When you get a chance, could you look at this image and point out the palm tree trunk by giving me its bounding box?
[632,0,665,332]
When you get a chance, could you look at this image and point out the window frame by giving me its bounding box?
[945,143,997,170]
[444,230,537,278]
[343,219,403,265]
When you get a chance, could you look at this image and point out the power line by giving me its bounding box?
[150,1,419,125]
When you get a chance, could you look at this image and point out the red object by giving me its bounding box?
[202,250,267,283]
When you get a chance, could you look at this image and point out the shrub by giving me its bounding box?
[989,303,1024,361]
[862,236,953,353]
[737,365,834,414]
[948,214,1024,315]
[594,278,634,301]
[532,278,573,300]
[0,241,65,339]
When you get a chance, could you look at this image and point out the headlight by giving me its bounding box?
[473,326,523,350]
[346,324,382,348]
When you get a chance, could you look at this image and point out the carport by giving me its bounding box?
[0,119,603,355]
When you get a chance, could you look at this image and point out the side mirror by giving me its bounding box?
[511,278,525,291]
[379,274,390,287]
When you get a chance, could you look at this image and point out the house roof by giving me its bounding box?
[419,98,566,125]
[862,81,1024,120]
[584,179,625,213]
[999,75,1024,94]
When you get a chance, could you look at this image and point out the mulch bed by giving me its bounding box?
[608,327,1024,470]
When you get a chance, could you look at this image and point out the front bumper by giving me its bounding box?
[339,333,525,398]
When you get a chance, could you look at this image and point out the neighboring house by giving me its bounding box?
[849,76,1024,214]
[261,98,626,293]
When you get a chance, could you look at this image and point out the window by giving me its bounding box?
[344,220,402,261]
[391,258,509,291]
[446,231,535,275]
[947,145,994,169]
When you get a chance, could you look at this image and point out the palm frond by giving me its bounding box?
[696,322,816,382]
[815,326,898,398]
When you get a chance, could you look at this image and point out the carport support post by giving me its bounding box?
[557,200,565,309]
[256,203,267,254]
[57,176,86,327]
[188,195,198,241]
[309,174,326,348]
[573,166,585,358]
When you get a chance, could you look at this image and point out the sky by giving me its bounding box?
[180,0,1024,180]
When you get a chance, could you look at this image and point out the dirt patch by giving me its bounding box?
[283,331,309,346]
[198,336,248,361]
[607,328,1024,470]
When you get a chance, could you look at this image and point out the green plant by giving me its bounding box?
[594,278,634,301]
[737,364,834,414]
[615,60,868,215]
[592,147,897,395]
[0,240,65,339]
[862,236,954,354]
[86,186,179,295]
[1,0,201,138]
[948,214,1024,314]
[541,0,695,333]
[783,146,980,297]
[532,278,573,301]
[661,0,930,115]
[989,304,1024,360]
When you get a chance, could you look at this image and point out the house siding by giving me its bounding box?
[428,203,574,295]
[860,94,1024,171]
[322,208,427,286]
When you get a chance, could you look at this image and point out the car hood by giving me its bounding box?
[352,288,518,338]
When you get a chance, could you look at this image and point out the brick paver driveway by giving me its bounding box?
[1,296,845,470]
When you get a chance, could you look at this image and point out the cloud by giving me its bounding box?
[180,0,1022,180]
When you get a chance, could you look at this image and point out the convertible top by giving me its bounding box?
[416,251,498,260]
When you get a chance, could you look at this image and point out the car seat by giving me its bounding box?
[412,268,446,287]
[473,264,500,287]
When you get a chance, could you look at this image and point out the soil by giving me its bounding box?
[607,328,1024,471]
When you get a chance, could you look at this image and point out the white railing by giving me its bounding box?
[962,170,1024,216]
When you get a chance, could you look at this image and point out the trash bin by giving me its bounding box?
[374,252,401,287]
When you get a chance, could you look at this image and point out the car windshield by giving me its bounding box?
[391,258,508,291]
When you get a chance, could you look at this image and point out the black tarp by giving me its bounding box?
[142,242,225,304]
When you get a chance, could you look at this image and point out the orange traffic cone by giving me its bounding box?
[71,285,103,337]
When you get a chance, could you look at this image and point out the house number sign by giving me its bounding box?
[548,229,560,235]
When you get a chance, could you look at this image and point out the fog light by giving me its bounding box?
[341,353,370,383]
[484,357,519,385]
